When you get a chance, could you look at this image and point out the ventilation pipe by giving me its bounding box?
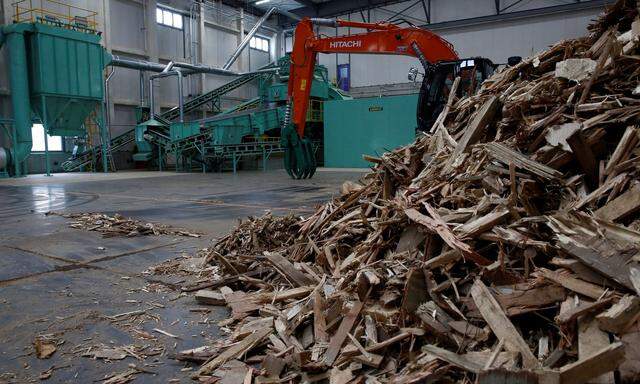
[223,7,276,70]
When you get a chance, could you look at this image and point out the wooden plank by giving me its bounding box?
[313,290,328,343]
[470,279,539,369]
[578,316,615,383]
[536,268,607,300]
[559,342,625,384]
[595,184,640,222]
[567,129,599,190]
[323,300,364,366]
[264,251,315,287]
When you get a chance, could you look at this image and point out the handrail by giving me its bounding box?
[12,0,99,32]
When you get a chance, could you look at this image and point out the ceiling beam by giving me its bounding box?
[291,0,412,18]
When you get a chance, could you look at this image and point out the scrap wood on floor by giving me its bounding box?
[146,1,640,382]
[47,211,201,238]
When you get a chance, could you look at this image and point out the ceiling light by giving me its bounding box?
[255,0,271,5]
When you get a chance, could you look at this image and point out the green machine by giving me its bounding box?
[133,55,350,173]
[0,2,110,176]
[324,94,418,168]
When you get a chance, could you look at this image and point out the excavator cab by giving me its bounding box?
[417,57,496,131]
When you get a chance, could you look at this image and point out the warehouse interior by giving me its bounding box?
[2,0,640,382]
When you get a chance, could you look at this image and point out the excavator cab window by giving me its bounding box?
[417,58,495,131]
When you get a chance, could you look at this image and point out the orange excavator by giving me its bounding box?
[282,17,496,179]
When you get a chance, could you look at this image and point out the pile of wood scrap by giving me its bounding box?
[48,212,201,238]
[178,1,640,382]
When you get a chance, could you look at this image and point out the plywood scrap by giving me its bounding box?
[577,316,615,383]
[558,342,625,384]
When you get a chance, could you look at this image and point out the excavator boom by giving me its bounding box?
[282,18,459,179]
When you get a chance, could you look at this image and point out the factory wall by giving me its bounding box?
[0,0,276,173]
[316,0,607,90]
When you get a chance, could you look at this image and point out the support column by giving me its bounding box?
[41,96,51,176]
[146,0,159,116]
[198,2,206,103]
[236,8,245,72]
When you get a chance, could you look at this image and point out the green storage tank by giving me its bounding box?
[323,94,418,168]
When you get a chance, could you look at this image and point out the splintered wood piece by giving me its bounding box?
[446,96,500,170]
[596,295,640,334]
[404,207,490,266]
[555,298,612,324]
[323,300,364,366]
[536,268,607,300]
[605,126,639,176]
[197,327,272,376]
[422,344,484,373]
[470,280,539,369]
[455,208,510,239]
[558,342,625,384]
[595,184,640,222]
[484,142,563,179]
[264,251,315,287]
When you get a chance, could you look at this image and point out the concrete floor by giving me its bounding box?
[0,169,365,383]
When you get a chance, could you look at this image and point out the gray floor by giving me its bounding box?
[0,169,365,383]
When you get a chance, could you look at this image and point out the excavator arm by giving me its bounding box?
[282,18,459,179]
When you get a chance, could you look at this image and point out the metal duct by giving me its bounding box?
[110,55,276,77]
[223,7,276,70]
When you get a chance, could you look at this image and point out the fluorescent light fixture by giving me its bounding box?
[255,0,271,4]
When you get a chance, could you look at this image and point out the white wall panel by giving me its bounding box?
[158,24,185,59]
[110,0,145,51]
[316,1,604,87]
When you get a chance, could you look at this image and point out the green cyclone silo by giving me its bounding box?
[0,22,110,175]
